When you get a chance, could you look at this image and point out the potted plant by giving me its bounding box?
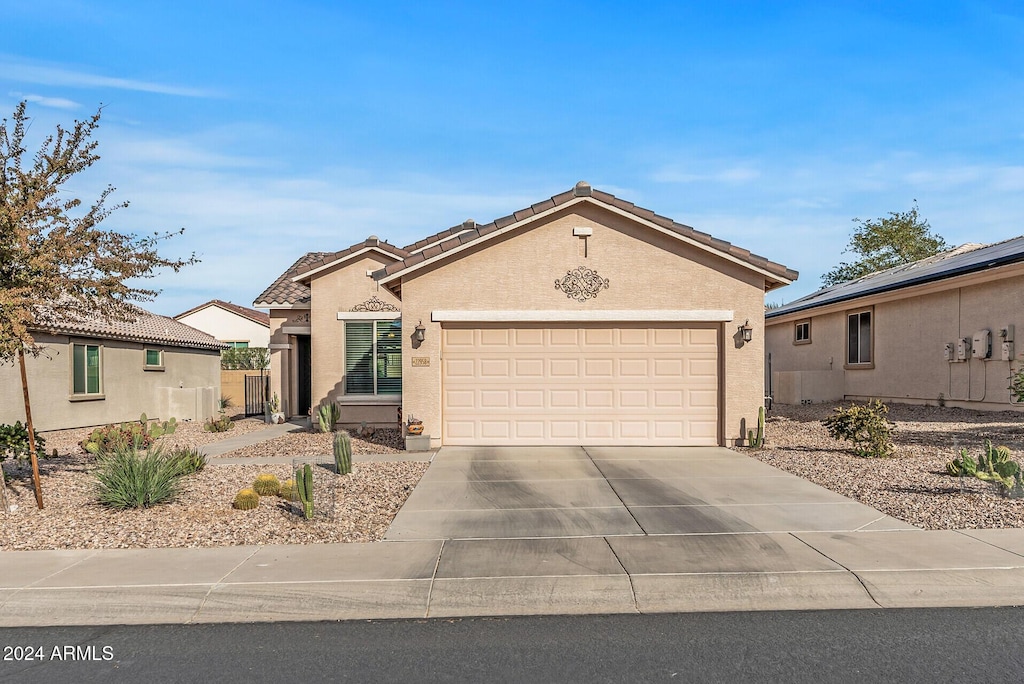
[268,393,285,424]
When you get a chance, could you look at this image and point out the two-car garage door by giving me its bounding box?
[441,323,720,446]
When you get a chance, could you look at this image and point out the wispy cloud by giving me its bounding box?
[0,57,215,98]
[8,91,80,110]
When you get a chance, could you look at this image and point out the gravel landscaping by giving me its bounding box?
[4,401,1024,551]
[748,402,1024,530]
[0,418,427,551]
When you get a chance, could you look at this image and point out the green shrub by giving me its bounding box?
[0,422,46,462]
[167,447,207,475]
[821,400,896,458]
[94,444,183,510]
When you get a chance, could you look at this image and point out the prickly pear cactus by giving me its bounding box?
[233,488,260,510]
[253,473,281,496]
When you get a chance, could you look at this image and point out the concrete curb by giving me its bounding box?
[3,530,1024,626]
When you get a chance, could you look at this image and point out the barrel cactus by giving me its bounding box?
[279,478,298,501]
[233,488,260,510]
[253,473,281,496]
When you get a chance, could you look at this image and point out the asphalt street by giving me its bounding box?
[3,608,1024,683]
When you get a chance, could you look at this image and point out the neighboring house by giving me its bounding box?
[174,300,271,348]
[0,305,225,431]
[765,237,1024,412]
[255,182,795,447]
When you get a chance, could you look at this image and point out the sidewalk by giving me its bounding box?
[3,529,1024,626]
[4,425,1024,627]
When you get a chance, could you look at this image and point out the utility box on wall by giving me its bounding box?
[972,330,991,359]
[956,338,971,361]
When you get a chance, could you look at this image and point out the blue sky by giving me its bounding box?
[3,1,1024,315]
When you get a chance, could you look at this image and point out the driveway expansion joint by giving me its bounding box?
[582,446,648,535]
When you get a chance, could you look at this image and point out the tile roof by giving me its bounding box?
[289,237,410,283]
[253,251,334,307]
[174,299,270,327]
[33,303,226,350]
[766,237,1024,319]
[381,182,798,284]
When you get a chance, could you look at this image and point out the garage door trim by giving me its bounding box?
[432,309,734,322]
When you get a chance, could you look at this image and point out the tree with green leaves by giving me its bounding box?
[822,202,947,286]
[1,101,196,509]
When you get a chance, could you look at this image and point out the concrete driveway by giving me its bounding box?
[384,446,914,540]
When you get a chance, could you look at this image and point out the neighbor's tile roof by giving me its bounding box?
[174,299,270,327]
[33,304,226,350]
[766,237,1024,319]
[380,182,798,283]
[253,251,334,307]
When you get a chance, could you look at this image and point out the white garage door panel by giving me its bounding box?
[441,324,719,446]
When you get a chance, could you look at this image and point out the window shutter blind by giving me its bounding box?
[345,322,374,394]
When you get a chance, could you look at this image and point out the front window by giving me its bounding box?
[345,320,402,395]
[72,343,102,395]
[847,310,872,365]
[225,341,249,349]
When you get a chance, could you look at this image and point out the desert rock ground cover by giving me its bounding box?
[0,418,427,550]
[3,403,1023,551]
[748,402,1024,529]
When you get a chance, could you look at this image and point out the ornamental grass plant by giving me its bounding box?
[94,442,184,510]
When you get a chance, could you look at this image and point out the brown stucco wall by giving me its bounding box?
[766,268,1024,411]
[0,333,221,432]
[396,202,771,446]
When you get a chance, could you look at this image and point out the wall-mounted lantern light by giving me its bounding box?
[740,320,753,343]
[413,321,426,344]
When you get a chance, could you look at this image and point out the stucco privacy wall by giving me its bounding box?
[766,268,1024,410]
[309,254,402,425]
[397,202,768,446]
[0,333,220,431]
[176,306,270,347]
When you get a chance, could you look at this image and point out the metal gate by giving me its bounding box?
[244,374,270,417]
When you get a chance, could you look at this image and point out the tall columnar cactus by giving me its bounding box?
[748,406,766,448]
[296,464,314,520]
[334,431,353,475]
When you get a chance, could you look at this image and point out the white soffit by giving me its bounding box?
[431,310,734,322]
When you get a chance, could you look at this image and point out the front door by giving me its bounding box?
[297,335,312,417]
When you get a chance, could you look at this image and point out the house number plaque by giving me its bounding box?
[412,357,430,367]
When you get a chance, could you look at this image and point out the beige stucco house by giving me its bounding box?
[255,182,796,447]
[0,306,224,431]
[766,237,1024,412]
[174,299,271,348]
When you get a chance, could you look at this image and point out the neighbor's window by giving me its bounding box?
[847,310,872,365]
[794,320,811,345]
[144,348,164,370]
[72,343,102,395]
[345,320,402,395]
[225,341,249,349]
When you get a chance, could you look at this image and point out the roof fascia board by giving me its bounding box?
[597,203,794,286]
[377,197,588,285]
[766,260,1024,326]
[378,195,792,287]
[431,309,735,322]
[293,246,404,283]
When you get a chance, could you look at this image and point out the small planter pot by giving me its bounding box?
[271,412,286,424]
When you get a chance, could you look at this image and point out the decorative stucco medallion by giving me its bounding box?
[351,296,399,312]
[555,266,610,302]
[291,312,310,323]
